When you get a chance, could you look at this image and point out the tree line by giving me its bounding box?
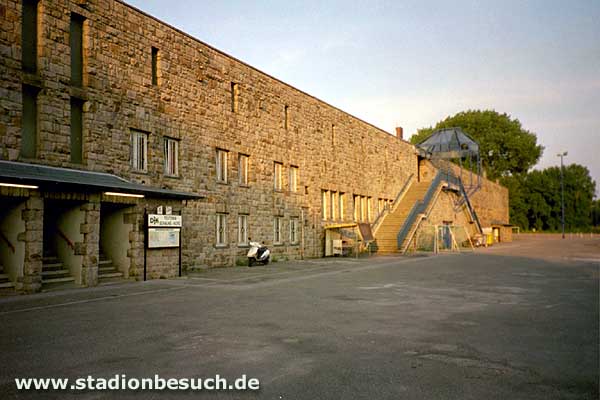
[410,110,598,232]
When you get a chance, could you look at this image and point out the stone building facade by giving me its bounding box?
[0,0,509,293]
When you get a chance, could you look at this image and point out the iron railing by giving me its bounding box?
[371,173,414,233]
[396,172,442,249]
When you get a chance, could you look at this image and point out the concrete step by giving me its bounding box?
[99,259,113,266]
[99,266,117,273]
[42,262,64,270]
[42,276,75,285]
[0,281,15,289]
[99,272,124,279]
[42,256,59,263]
[41,269,71,277]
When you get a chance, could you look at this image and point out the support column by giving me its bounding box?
[20,195,43,293]
[80,195,100,287]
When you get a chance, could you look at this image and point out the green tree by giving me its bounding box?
[410,110,543,180]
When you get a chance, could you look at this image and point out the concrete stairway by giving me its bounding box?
[41,255,76,290]
[0,263,15,290]
[98,253,124,284]
[374,181,432,253]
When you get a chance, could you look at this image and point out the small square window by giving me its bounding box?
[274,216,283,244]
[238,215,248,245]
[289,166,298,193]
[239,154,249,186]
[274,162,283,191]
[290,217,299,244]
[164,137,179,176]
[216,213,227,246]
[131,129,148,172]
[216,149,228,183]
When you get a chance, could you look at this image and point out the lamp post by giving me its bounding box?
[557,152,568,239]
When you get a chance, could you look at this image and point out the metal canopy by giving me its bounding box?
[415,127,482,210]
[416,127,479,158]
[0,160,203,200]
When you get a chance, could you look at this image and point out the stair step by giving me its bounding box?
[99,259,113,266]
[99,266,117,273]
[0,273,8,280]
[42,256,59,263]
[42,262,64,269]
[42,276,75,284]
[0,281,15,289]
[41,269,70,277]
[99,272,123,279]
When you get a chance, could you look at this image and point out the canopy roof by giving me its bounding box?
[416,127,479,158]
[0,160,203,200]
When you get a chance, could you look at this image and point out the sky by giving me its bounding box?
[126,0,600,195]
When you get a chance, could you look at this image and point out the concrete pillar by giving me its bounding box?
[80,195,100,287]
[20,195,43,293]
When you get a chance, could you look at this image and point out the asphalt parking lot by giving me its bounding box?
[0,235,598,399]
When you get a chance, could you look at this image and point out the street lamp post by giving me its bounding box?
[557,152,568,239]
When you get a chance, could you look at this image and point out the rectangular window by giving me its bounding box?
[284,105,289,130]
[216,149,228,183]
[70,97,83,164]
[239,154,249,186]
[290,217,299,244]
[238,215,248,246]
[163,137,179,176]
[361,196,367,222]
[151,47,159,86]
[339,193,345,221]
[216,213,227,246]
[289,166,298,192]
[70,13,85,87]
[330,191,337,221]
[131,129,148,172]
[322,190,329,220]
[274,216,283,244]
[353,195,360,222]
[274,162,283,191]
[21,85,39,158]
[231,82,239,112]
[22,0,38,73]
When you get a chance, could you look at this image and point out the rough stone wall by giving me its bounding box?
[0,0,509,271]
[0,0,419,268]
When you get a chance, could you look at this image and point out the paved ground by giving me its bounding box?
[0,235,598,399]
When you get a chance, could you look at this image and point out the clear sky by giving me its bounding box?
[126,0,600,194]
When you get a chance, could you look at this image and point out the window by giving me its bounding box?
[21,85,39,158]
[216,149,228,183]
[331,124,336,147]
[164,137,179,176]
[274,216,283,244]
[70,97,83,164]
[231,82,239,112]
[289,166,298,192]
[238,154,249,185]
[216,213,227,246]
[361,196,367,222]
[284,105,289,130]
[238,215,248,246]
[151,47,159,86]
[322,190,329,220]
[70,13,85,87]
[22,0,38,73]
[290,217,299,244]
[330,191,337,221]
[131,129,148,172]
[274,162,283,191]
[367,197,373,222]
[339,193,345,221]
[353,195,360,222]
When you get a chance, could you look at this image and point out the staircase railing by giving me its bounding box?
[0,231,15,253]
[371,173,414,234]
[457,176,483,233]
[57,229,75,251]
[396,172,442,249]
